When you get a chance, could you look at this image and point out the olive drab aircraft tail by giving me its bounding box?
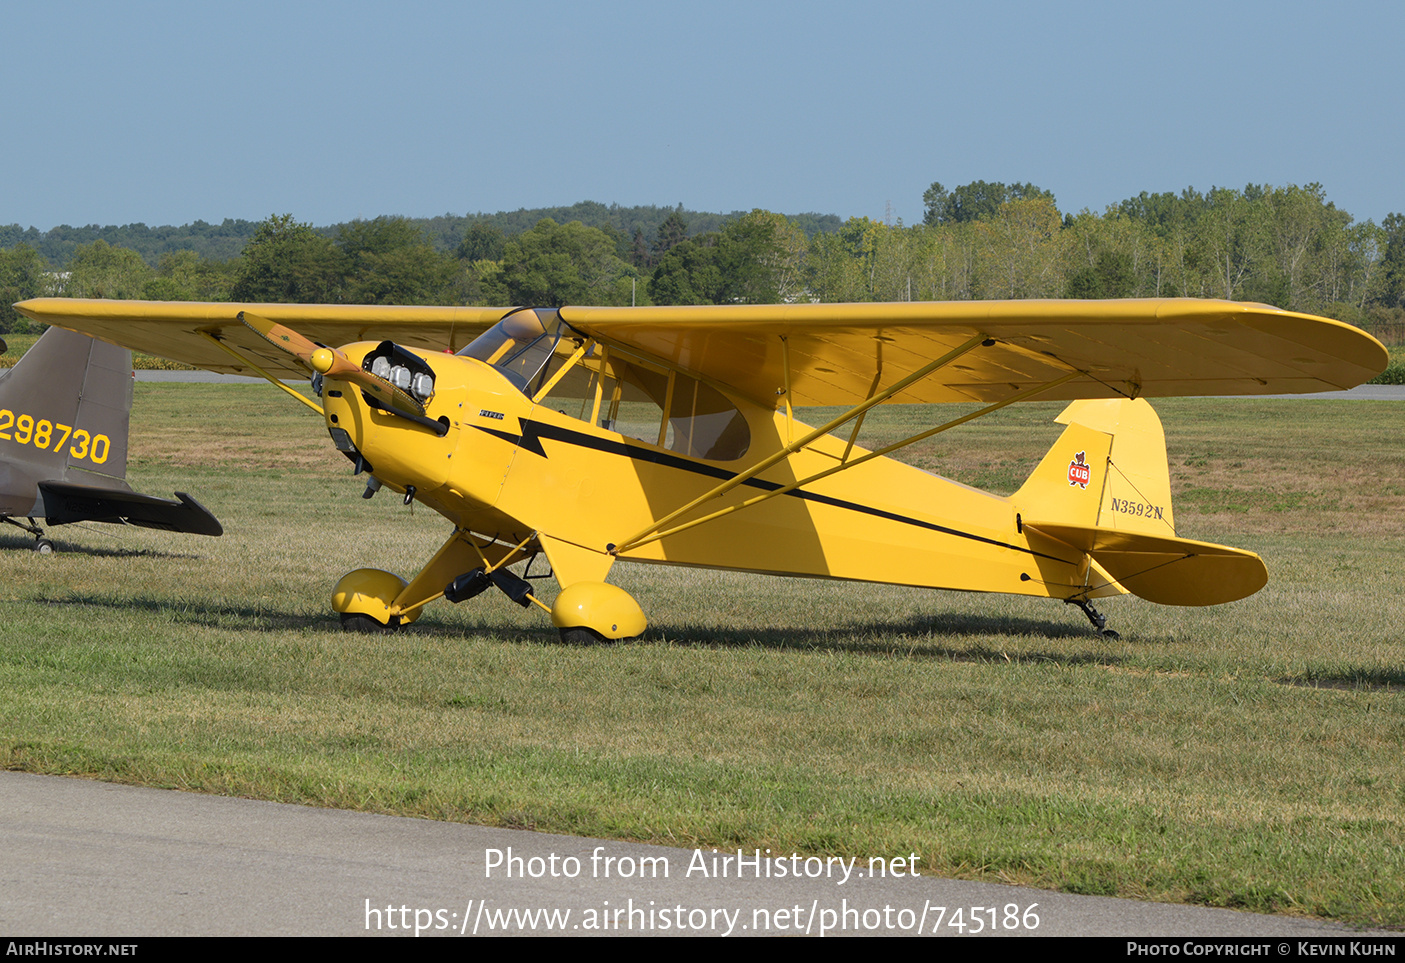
[13,296,1386,636]
[0,326,222,552]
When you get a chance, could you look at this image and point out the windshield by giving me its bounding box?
[456,308,566,394]
[458,308,749,461]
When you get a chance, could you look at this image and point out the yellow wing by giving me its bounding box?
[561,299,1386,406]
[13,299,508,377]
[16,297,1385,401]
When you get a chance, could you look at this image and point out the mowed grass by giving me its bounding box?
[2,384,1403,925]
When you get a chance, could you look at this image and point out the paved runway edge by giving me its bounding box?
[1,771,1391,938]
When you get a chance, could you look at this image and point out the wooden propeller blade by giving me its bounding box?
[240,311,425,417]
[239,311,323,364]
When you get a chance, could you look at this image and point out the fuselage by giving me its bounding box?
[319,341,1107,601]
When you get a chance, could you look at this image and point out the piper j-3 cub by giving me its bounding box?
[0,325,222,552]
[15,297,1385,639]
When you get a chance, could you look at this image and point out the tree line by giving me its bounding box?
[0,202,836,269]
[2,183,1402,343]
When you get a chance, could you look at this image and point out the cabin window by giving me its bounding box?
[546,349,750,462]
[664,372,751,462]
[459,312,750,462]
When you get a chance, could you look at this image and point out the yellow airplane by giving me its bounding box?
[14,297,1386,641]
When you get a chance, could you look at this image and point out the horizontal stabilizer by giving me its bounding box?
[38,482,223,536]
[1024,522,1266,606]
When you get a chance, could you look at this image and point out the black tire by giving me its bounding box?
[33,539,54,555]
[559,626,609,645]
[340,612,400,634]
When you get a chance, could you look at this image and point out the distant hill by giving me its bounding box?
[0,219,261,267]
[0,203,843,267]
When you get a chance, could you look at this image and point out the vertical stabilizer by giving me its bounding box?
[1014,398,1175,537]
[1011,416,1113,529]
[0,327,132,486]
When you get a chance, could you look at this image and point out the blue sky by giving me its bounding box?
[5,0,1401,231]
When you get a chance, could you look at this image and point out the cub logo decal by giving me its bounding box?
[1067,450,1091,489]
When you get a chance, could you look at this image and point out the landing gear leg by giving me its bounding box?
[1067,598,1120,640]
[3,516,55,553]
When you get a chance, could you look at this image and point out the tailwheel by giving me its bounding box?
[1066,597,1119,640]
[5,516,51,551]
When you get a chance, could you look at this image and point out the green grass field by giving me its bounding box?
[2,384,1402,925]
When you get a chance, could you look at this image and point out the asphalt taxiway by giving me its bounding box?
[1,771,1388,937]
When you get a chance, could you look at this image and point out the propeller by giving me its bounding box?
[239,311,426,417]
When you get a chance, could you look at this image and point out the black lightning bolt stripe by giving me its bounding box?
[474,420,1070,563]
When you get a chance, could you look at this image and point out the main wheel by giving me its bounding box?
[33,539,54,555]
[559,626,610,645]
[340,612,401,634]
[331,568,419,629]
[550,582,646,642]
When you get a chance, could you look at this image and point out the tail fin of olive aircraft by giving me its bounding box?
[0,326,222,552]
[12,296,1385,636]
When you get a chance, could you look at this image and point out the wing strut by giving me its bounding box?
[609,334,1090,555]
[781,335,795,445]
[612,368,1083,555]
[610,333,994,554]
[198,331,326,416]
[842,365,886,463]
